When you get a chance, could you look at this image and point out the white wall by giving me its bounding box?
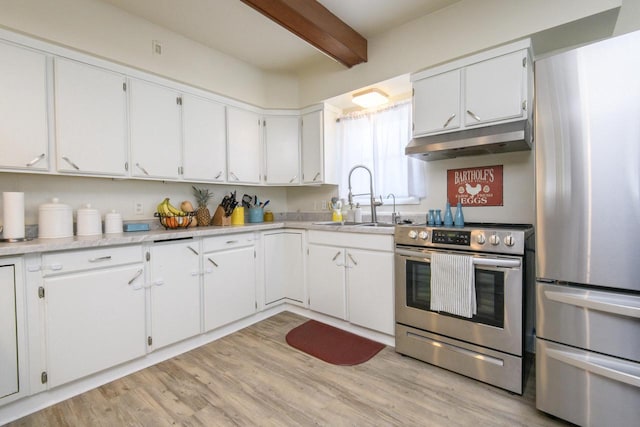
[0,173,287,226]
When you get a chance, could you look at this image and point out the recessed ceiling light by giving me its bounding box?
[352,88,389,108]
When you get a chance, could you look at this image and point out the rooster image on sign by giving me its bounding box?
[447,165,503,207]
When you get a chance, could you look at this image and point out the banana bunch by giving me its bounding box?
[156,198,187,217]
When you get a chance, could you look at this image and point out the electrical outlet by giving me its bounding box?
[321,200,327,210]
[134,202,144,215]
[152,40,162,55]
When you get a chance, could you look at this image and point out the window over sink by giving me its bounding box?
[337,101,426,205]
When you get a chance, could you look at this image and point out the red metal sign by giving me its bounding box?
[447,165,503,206]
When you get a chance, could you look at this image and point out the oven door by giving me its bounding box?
[395,246,523,356]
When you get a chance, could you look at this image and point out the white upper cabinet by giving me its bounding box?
[227,106,262,184]
[301,110,323,184]
[181,94,227,182]
[412,40,531,138]
[54,58,128,176]
[264,115,300,185]
[464,50,527,127]
[0,41,49,172]
[129,79,182,180]
[412,69,461,135]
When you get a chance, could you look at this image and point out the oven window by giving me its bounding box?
[405,260,505,328]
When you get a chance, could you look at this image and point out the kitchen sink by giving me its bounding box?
[312,221,395,227]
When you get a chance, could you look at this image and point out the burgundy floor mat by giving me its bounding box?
[285,320,385,366]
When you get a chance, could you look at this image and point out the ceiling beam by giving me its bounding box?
[239,0,367,68]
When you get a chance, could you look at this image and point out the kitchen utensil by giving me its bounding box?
[76,203,102,236]
[38,198,73,238]
[262,200,270,208]
[242,194,253,209]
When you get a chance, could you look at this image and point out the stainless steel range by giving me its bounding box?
[394,222,534,394]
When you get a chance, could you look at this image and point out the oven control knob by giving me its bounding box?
[504,235,515,247]
[418,231,429,240]
[408,230,418,239]
[489,234,500,246]
[476,233,486,245]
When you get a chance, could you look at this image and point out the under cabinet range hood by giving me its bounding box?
[405,119,532,161]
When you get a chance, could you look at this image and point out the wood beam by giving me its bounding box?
[240,0,367,68]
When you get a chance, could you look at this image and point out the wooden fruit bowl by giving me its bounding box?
[154,212,196,230]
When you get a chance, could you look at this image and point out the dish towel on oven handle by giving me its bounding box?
[429,252,476,318]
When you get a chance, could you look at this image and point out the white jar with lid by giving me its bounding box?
[76,204,102,236]
[38,198,73,238]
[104,210,123,234]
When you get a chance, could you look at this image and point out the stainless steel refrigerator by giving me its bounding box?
[535,30,640,426]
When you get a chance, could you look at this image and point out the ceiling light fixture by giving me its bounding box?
[351,88,389,108]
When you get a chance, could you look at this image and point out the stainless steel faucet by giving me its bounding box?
[347,165,382,223]
[386,193,400,224]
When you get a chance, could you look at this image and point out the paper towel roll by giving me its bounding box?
[2,192,25,239]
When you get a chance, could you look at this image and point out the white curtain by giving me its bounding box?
[337,102,426,204]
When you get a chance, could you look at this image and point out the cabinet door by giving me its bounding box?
[301,110,323,184]
[203,246,256,331]
[182,94,227,182]
[265,115,299,184]
[413,69,461,136]
[130,79,181,179]
[54,58,127,176]
[464,50,526,126]
[0,42,49,171]
[346,248,394,335]
[264,232,304,305]
[149,241,201,350]
[0,265,18,399]
[227,107,261,184]
[44,264,146,388]
[307,244,346,319]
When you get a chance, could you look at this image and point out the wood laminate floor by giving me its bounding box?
[8,312,568,426]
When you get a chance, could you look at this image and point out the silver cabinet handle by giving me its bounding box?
[443,113,456,128]
[312,172,320,182]
[229,172,239,181]
[466,110,481,122]
[207,257,218,267]
[214,171,223,179]
[62,156,80,170]
[546,346,640,388]
[128,269,143,285]
[226,240,238,245]
[135,163,150,175]
[544,290,640,319]
[26,153,46,167]
[347,253,358,266]
[89,256,112,263]
[289,175,298,183]
[187,246,198,255]
[331,251,342,261]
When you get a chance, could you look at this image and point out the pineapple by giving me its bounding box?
[192,186,213,226]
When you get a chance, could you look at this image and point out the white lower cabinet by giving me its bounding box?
[0,265,18,399]
[147,239,201,350]
[38,246,145,389]
[263,231,304,305]
[307,231,394,334]
[43,263,145,388]
[203,234,256,331]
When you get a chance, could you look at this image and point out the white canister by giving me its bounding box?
[76,204,102,236]
[104,210,123,234]
[38,198,73,239]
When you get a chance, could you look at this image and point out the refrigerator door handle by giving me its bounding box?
[544,289,640,319]
[546,346,640,389]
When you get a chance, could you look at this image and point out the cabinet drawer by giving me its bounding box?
[307,230,393,251]
[41,245,142,275]
[202,233,254,252]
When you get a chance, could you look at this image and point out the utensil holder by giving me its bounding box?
[211,206,231,226]
[248,207,263,223]
[231,206,244,225]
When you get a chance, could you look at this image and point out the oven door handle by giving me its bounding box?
[395,249,521,268]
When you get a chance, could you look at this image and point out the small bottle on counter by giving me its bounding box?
[427,209,435,225]
[444,202,453,227]
[354,203,363,222]
[435,209,442,226]
[454,201,465,228]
